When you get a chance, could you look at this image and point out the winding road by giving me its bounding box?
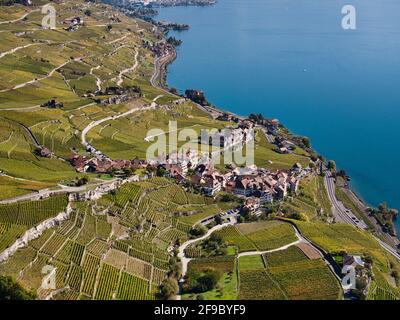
[0,43,39,59]
[115,49,139,86]
[81,103,156,147]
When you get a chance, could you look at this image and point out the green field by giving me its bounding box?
[183,255,238,300]
[254,129,310,171]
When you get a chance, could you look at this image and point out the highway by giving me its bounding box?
[324,171,367,229]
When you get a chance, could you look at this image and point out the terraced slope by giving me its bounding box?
[0,177,234,299]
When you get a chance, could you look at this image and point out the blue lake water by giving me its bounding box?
[157,0,400,232]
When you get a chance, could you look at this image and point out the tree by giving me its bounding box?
[196,272,220,292]
[122,167,134,177]
[302,137,311,148]
[184,269,222,293]
[189,224,207,238]
[157,167,166,177]
[84,9,92,16]
[327,160,336,171]
[159,277,179,300]
[218,193,241,203]
[169,87,179,95]
[214,215,223,225]
[169,261,182,279]
[286,212,309,222]
[75,176,88,186]
[0,276,36,300]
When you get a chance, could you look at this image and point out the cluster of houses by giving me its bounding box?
[70,153,146,174]
[148,147,306,213]
[199,122,254,150]
[275,137,298,154]
[63,17,84,32]
[143,39,175,59]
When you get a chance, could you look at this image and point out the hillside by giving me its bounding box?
[0,0,399,301]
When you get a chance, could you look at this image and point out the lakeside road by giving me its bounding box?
[324,171,368,229]
[324,170,400,260]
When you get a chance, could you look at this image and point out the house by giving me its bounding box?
[70,154,88,173]
[259,188,274,204]
[200,127,253,149]
[234,178,253,197]
[277,147,289,154]
[165,163,183,178]
[131,158,147,169]
[292,162,303,172]
[35,146,52,158]
[63,17,84,26]
[275,184,287,200]
[288,176,300,195]
[224,180,236,194]
[244,197,260,212]
[344,255,365,269]
[201,173,222,196]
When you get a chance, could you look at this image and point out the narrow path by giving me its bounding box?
[81,104,155,146]
[0,43,39,59]
[115,49,139,86]
[90,65,102,92]
[144,124,197,142]
[0,9,39,25]
[0,105,41,111]
[152,95,163,103]
[0,57,81,93]
[237,239,301,258]
[107,34,128,45]
[177,218,236,278]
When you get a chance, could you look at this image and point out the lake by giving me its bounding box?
[157,0,400,232]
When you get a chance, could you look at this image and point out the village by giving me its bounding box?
[66,115,311,217]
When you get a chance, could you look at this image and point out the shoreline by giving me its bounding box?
[154,24,400,245]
